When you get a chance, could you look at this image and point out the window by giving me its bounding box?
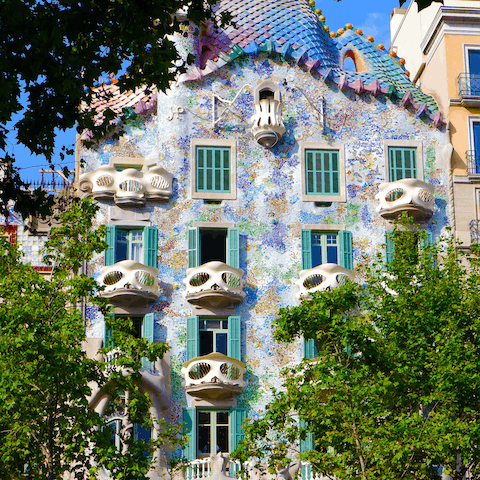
[468,118,480,175]
[191,139,237,200]
[182,407,247,460]
[464,46,480,96]
[300,142,346,202]
[301,229,353,270]
[104,313,155,370]
[188,227,239,268]
[186,316,241,361]
[105,225,158,267]
[383,140,422,182]
[107,418,151,452]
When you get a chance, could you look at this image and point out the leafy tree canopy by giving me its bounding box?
[233,222,480,480]
[0,198,183,479]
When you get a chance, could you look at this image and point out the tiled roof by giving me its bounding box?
[184,0,444,126]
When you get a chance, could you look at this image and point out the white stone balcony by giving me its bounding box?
[375,178,435,221]
[250,98,286,149]
[183,261,245,308]
[296,263,355,299]
[182,353,246,401]
[78,165,173,206]
[99,260,160,307]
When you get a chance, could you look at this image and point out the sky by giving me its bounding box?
[10,0,403,185]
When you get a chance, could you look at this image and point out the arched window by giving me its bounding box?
[342,51,357,72]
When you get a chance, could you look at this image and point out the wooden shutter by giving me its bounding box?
[230,408,247,452]
[227,228,240,268]
[301,229,312,270]
[304,338,316,360]
[183,407,197,461]
[187,316,199,361]
[338,230,353,270]
[299,419,315,453]
[188,228,200,268]
[385,231,395,264]
[104,313,114,349]
[389,147,417,181]
[105,225,116,266]
[228,316,241,361]
[142,313,155,371]
[144,227,158,268]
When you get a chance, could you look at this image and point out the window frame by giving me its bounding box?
[383,140,423,182]
[300,142,346,202]
[191,139,237,200]
[197,409,231,457]
[468,117,480,173]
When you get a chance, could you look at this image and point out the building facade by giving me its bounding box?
[391,0,480,248]
[73,0,451,476]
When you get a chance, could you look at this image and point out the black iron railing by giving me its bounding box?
[466,151,480,175]
[470,220,480,243]
[458,73,480,97]
[24,169,72,193]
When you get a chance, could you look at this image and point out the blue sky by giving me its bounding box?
[10,0,401,185]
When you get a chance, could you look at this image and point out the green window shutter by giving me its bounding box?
[104,313,114,349]
[183,407,197,461]
[299,419,315,453]
[230,408,247,452]
[105,225,116,266]
[144,227,158,267]
[196,146,231,193]
[187,316,199,361]
[304,338,316,359]
[188,228,200,268]
[388,147,417,181]
[142,313,155,371]
[228,316,241,361]
[385,231,395,264]
[338,230,353,270]
[305,150,340,195]
[301,229,312,270]
[227,228,240,268]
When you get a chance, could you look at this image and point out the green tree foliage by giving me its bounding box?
[233,224,480,480]
[0,0,220,219]
[0,198,182,479]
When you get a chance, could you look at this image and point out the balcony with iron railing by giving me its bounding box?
[181,353,246,402]
[98,260,160,307]
[375,178,435,221]
[78,165,173,206]
[183,261,245,308]
[458,73,480,106]
[466,151,480,176]
[296,263,355,299]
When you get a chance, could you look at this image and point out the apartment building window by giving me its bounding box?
[300,142,346,202]
[191,139,237,200]
[182,407,247,460]
[301,229,353,270]
[188,227,239,268]
[186,316,241,361]
[383,140,423,182]
[107,418,151,451]
[104,313,155,370]
[105,225,158,267]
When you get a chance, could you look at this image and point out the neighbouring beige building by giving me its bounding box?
[391,0,480,247]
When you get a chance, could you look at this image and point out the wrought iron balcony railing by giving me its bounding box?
[98,260,160,307]
[183,261,245,308]
[375,178,435,221]
[181,352,246,401]
[296,263,355,299]
[79,165,173,206]
[470,220,480,244]
[458,73,480,102]
[466,151,480,175]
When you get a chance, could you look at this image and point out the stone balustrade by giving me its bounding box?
[375,178,435,221]
[99,260,160,307]
[296,263,355,299]
[182,352,246,401]
[250,98,286,148]
[78,165,173,206]
[183,261,245,308]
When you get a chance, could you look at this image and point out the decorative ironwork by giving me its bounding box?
[466,151,480,175]
[470,220,480,243]
[458,73,480,97]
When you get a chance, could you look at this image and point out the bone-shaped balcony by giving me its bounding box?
[181,353,246,401]
[296,263,355,300]
[375,178,435,221]
[183,261,245,308]
[250,98,286,149]
[79,165,173,206]
[99,260,160,307]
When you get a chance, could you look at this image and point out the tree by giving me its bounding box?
[0,198,182,479]
[233,224,480,480]
[0,0,220,219]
